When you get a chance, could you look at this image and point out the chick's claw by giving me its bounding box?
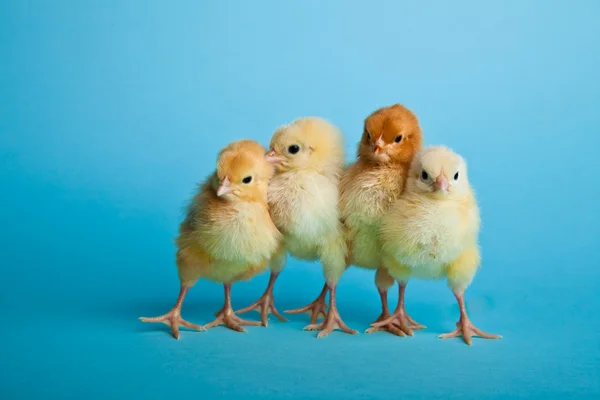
[367,310,415,336]
[204,307,262,333]
[304,306,358,338]
[303,285,357,338]
[365,312,407,336]
[405,313,427,330]
[139,311,204,340]
[439,319,502,345]
[286,301,327,325]
[236,292,287,327]
[365,321,407,336]
[285,285,328,324]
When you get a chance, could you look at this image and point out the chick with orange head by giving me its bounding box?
[140,140,281,338]
[237,117,357,338]
[340,104,425,336]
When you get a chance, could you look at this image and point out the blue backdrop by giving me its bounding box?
[1,1,599,399]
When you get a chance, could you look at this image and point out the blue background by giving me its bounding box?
[1,0,599,398]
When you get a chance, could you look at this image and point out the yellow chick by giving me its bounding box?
[140,140,281,338]
[375,146,501,345]
[237,117,357,338]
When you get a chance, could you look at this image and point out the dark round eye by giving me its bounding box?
[454,172,459,180]
[394,135,403,143]
[288,144,300,154]
[421,170,429,180]
[242,176,252,184]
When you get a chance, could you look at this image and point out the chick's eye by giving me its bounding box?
[421,170,429,180]
[242,176,252,184]
[454,172,459,180]
[394,135,403,143]
[288,144,300,154]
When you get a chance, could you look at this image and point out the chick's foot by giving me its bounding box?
[303,285,358,338]
[439,318,502,345]
[405,312,427,330]
[139,285,204,339]
[439,291,501,345]
[235,293,286,327]
[236,272,286,326]
[139,311,204,339]
[204,308,262,332]
[366,282,425,336]
[364,288,407,335]
[366,308,416,336]
[364,309,405,336]
[285,284,328,324]
[204,284,262,332]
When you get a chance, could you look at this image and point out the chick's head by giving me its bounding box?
[359,104,422,165]
[266,117,345,176]
[407,146,470,200]
[214,140,274,203]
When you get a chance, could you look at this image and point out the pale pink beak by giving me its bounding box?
[217,176,233,197]
[265,150,284,164]
[434,174,449,191]
[373,138,385,155]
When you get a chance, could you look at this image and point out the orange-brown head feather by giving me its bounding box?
[212,140,274,204]
[358,104,423,166]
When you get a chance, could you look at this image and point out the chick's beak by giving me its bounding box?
[373,138,384,155]
[265,150,284,165]
[434,174,449,192]
[217,176,233,197]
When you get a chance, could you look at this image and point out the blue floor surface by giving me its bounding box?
[1,1,599,399]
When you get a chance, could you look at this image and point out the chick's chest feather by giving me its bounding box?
[195,200,281,266]
[381,192,480,277]
[340,163,406,224]
[268,171,341,259]
[340,162,406,268]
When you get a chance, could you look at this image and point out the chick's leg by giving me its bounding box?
[368,281,425,336]
[285,283,328,324]
[139,284,204,339]
[304,284,358,338]
[365,268,396,334]
[237,245,287,326]
[373,267,393,320]
[440,246,501,344]
[204,284,262,332]
[397,281,426,330]
[439,290,502,345]
[302,235,356,337]
[374,287,391,321]
[235,271,287,326]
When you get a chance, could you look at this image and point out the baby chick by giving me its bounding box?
[140,140,281,338]
[339,104,424,336]
[237,117,357,337]
[375,146,501,345]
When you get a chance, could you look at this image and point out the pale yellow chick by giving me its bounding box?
[237,117,357,338]
[140,140,281,338]
[376,146,502,345]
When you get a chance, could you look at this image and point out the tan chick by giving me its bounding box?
[237,117,357,338]
[338,104,425,336]
[375,146,502,345]
[140,140,281,338]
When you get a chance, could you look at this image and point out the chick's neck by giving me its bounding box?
[360,155,410,171]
